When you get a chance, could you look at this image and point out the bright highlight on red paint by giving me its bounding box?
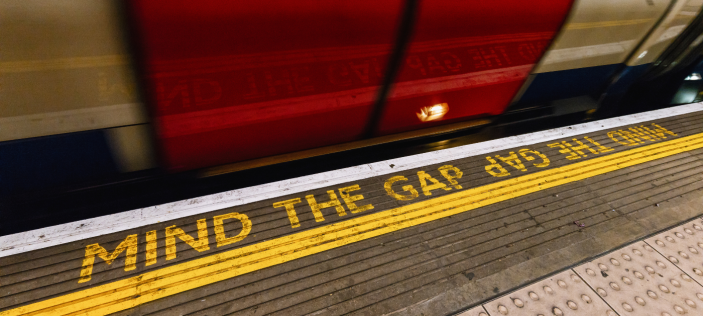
[417,103,449,122]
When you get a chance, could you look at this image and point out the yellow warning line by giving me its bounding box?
[565,18,653,30]
[4,133,703,316]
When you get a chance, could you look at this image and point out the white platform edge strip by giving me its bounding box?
[2,102,702,257]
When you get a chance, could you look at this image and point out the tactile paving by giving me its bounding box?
[483,270,615,316]
[575,241,703,316]
[456,305,490,316]
[646,218,703,286]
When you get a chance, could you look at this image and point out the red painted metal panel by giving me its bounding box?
[376,0,574,135]
[130,0,572,171]
[130,0,402,170]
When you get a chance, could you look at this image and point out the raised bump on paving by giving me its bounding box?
[646,219,703,286]
[483,270,615,315]
[456,305,490,316]
[575,241,703,316]
[455,218,703,316]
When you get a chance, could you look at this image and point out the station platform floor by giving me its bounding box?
[2,103,703,316]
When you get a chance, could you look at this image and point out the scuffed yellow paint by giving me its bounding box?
[417,170,451,196]
[78,234,138,283]
[384,176,420,201]
[306,190,346,220]
[338,185,374,214]
[438,165,463,189]
[214,212,252,247]
[145,231,157,267]
[273,198,302,228]
[165,219,210,260]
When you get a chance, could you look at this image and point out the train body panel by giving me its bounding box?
[3,0,703,198]
[0,0,154,196]
[0,0,146,140]
[375,0,572,135]
[599,0,703,113]
[514,0,672,106]
[517,64,620,105]
[535,0,671,74]
[131,0,404,170]
[627,0,703,66]
[0,131,117,197]
[131,0,572,170]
